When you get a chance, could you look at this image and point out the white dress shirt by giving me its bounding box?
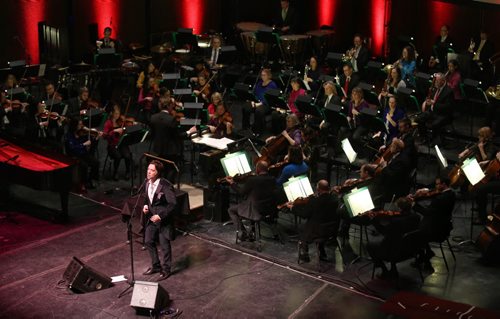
[148,178,160,203]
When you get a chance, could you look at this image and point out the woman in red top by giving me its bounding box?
[207,92,223,119]
[103,103,132,180]
[288,77,306,115]
[445,59,463,101]
[271,77,306,134]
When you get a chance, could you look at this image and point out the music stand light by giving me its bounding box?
[220,151,252,177]
[343,187,375,217]
[461,157,485,186]
[282,175,314,202]
[341,138,357,163]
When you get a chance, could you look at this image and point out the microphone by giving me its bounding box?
[4,154,19,163]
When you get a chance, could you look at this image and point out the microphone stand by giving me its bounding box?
[118,178,148,298]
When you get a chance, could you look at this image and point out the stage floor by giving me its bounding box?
[1,184,500,319]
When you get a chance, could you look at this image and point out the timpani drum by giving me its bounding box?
[280,34,310,66]
[306,29,335,57]
[237,22,270,60]
[236,21,267,32]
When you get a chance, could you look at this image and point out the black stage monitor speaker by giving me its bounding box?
[63,257,112,293]
[130,281,169,312]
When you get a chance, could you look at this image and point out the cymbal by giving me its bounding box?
[129,42,144,50]
[151,44,172,54]
[132,54,152,61]
[74,61,91,66]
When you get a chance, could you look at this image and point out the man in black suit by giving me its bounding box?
[468,30,495,87]
[227,161,278,240]
[429,25,454,72]
[339,64,361,101]
[376,138,413,201]
[368,197,421,279]
[410,175,456,269]
[347,34,370,74]
[379,118,418,169]
[66,87,89,118]
[149,98,196,182]
[206,36,222,67]
[274,0,299,34]
[290,180,340,262]
[142,160,177,280]
[415,72,454,140]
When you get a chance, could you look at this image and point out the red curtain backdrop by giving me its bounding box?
[318,0,337,28]
[18,0,46,64]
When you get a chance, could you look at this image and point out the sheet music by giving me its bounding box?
[192,136,234,150]
[283,175,314,202]
[221,152,251,176]
[344,187,374,217]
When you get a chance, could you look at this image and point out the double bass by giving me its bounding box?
[476,212,500,262]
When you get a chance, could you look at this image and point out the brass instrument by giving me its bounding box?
[486,85,500,101]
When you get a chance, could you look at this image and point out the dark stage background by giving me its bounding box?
[0,0,498,66]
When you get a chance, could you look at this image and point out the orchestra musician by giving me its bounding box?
[207,92,223,119]
[65,117,101,191]
[346,34,370,74]
[137,62,159,89]
[103,103,132,180]
[276,145,308,186]
[414,72,453,142]
[394,46,416,87]
[207,35,222,67]
[381,96,406,143]
[379,118,417,169]
[429,25,454,72]
[271,78,306,134]
[242,68,278,136]
[193,75,212,104]
[409,174,456,270]
[286,180,340,263]
[142,160,177,280]
[98,27,120,50]
[44,82,63,103]
[468,30,495,87]
[303,56,322,92]
[149,97,197,183]
[348,87,370,152]
[445,59,463,101]
[1,74,18,91]
[138,77,160,124]
[266,114,303,149]
[378,67,406,106]
[67,87,93,118]
[458,126,497,163]
[473,151,500,224]
[367,197,420,279]
[227,161,278,242]
[338,64,360,100]
[274,0,299,34]
[207,103,233,138]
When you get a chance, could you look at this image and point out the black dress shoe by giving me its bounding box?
[158,271,171,280]
[143,267,161,275]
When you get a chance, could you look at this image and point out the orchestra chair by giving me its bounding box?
[236,210,284,252]
[371,229,426,283]
[429,220,456,272]
[297,222,345,271]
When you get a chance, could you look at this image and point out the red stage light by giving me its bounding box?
[371,0,386,56]
[179,0,204,34]
[91,0,120,38]
[19,0,45,64]
[318,0,336,28]
[429,1,453,38]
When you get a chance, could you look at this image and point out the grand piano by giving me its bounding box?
[0,134,77,219]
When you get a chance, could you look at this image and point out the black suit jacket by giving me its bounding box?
[232,174,277,221]
[377,152,412,200]
[66,97,82,118]
[144,178,177,240]
[432,85,453,116]
[339,73,361,97]
[149,111,184,158]
[275,6,299,33]
[433,36,454,67]
[355,46,370,72]
[293,193,340,241]
[414,189,455,241]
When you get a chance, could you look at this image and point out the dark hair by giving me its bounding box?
[290,77,301,85]
[256,160,269,173]
[390,66,402,82]
[396,197,412,213]
[398,117,411,127]
[68,116,81,133]
[361,164,376,177]
[287,145,303,165]
[149,160,164,175]
[403,46,416,61]
[448,59,459,70]
[104,27,112,33]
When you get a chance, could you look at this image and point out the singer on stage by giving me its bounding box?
[142,160,177,280]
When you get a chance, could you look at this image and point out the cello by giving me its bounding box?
[468,158,500,192]
[476,212,500,262]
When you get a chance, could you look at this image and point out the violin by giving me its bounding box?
[407,188,441,201]
[277,195,313,210]
[77,126,103,139]
[116,115,136,127]
[81,98,101,110]
[362,210,402,219]
[332,177,369,194]
[216,172,255,184]
[170,108,185,121]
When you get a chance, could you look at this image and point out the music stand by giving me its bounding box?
[341,138,357,163]
[464,78,489,137]
[358,108,387,134]
[343,187,375,218]
[233,82,257,102]
[461,157,485,186]
[324,103,349,128]
[81,108,104,128]
[94,51,122,68]
[118,126,149,190]
[396,87,419,112]
[435,145,448,168]
[220,151,252,177]
[264,89,288,111]
[217,46,237,65]
[358,82,380,107]
[283,175,314,202]
[296,95,323,118]
[364,61,385,85]
[255,27,280,61]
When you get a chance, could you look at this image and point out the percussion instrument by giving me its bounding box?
[236,22,267,32]
[306,29,335,57]
[280,34,310,66]
[121,60,140,74]
[151,43,173,54]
